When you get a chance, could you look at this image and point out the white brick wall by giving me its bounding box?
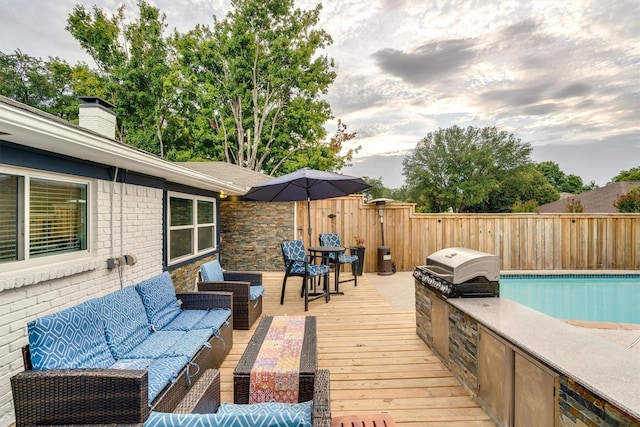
[0,180,164,426]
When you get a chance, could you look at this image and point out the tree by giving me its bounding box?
[612,166,640,182]
[536,161,588,194]
[175,0,338,174]
[402,126,532,212]
[564,198,584,213]
[614,185,640,212]
[362,176,392,200]
[479,164,559,212]
[0,50,100,121]
[67,0,178,155]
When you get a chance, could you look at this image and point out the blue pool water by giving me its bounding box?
[500,275,640,324]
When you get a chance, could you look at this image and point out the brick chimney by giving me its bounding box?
[78,96,116,140]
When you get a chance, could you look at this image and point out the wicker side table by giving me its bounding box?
[233,316,318,403]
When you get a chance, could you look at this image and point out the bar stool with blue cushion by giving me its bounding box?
[319,233,358,287]
[198,259,264,330]
[281,240,330,311]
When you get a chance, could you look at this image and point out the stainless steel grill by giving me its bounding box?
[413,247,500,298]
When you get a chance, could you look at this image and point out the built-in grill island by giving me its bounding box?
[413,247,500,298]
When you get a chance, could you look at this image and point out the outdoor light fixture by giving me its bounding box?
[219,190,227,199]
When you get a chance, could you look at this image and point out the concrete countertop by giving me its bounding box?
[449,297,640,420]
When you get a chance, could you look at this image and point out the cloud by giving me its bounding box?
[372,38,477,85]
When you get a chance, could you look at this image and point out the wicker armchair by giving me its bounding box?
[198,259,264,330]
[11,291,234,426]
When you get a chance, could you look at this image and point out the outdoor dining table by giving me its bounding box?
[308,245,346,295]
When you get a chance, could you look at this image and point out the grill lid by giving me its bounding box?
[425,247,499,284]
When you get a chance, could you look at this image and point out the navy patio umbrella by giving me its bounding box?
[244,168,371,245]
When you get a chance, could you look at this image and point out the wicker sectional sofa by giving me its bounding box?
[10,272,234,426]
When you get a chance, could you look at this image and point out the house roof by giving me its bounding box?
[177,161,271,191]
[538,181,640,213]
[0,95,247,195]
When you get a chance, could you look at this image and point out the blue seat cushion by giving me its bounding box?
[289,263,329,277]
[111,356,188,404]
[136,272,182,330]
[250,285,265,300]
[144,410,311,427]
[98,286,152,360]
[217,400,313,419]
[338,253,358,264]
[162,309,231,334]
[122,330,212,360]
[200,259,225,282]
[28,299,115,370]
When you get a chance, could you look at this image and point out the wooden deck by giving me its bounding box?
[217,271,496,426]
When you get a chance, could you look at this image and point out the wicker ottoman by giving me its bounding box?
[234,316,318,404]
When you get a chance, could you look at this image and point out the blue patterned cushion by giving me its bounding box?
[319,233,341,247]
[111,356,188,404]
[160,310,207,331]
[288,262,329,277]
[168,329,212,358]
[28,299,115,370]
[281,240,328,277]
[338,253,358,264]
[200,259,225,282]
[98,286,152,360]
[136,272,182,330]
[122,331,185,359]
[218,400,313,421]
[162,309,231,333]
[250,285,265,300]
[144,411,311,427]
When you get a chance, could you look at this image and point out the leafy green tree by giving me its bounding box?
[612,167,640,182]
[0,50,92,121]
[67,0,178,155]
[478,164,559,212]
[402,126,532,212]
[362,177,392,200]
[175,0,338,174]
[536,161,588,193]
[511,199,539,213]
[614,185,640,212]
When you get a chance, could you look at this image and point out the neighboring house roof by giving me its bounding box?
[538,181,640,213]
[0,95,247,195]
[178,162,271,191]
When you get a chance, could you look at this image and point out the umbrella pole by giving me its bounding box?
[307,198,312,247]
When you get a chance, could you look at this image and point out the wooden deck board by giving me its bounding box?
[217,271,496,426]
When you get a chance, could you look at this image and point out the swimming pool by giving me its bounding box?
[499,274,640,324]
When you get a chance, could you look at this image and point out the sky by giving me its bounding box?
[1,0,639,189]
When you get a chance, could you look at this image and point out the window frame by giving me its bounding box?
[0,165,91,270]
[166,191,217,266]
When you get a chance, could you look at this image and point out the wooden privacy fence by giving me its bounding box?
[297,195,640,272]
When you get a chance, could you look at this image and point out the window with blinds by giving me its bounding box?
[0,174,18,263]
[0,171,88,264]
[168,193,216,264]
[29,178,87,258]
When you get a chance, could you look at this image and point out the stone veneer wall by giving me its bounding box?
[169,254,217,293]
[219,200,295,271]
[414,280,640,427]
[447,303,479,392]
